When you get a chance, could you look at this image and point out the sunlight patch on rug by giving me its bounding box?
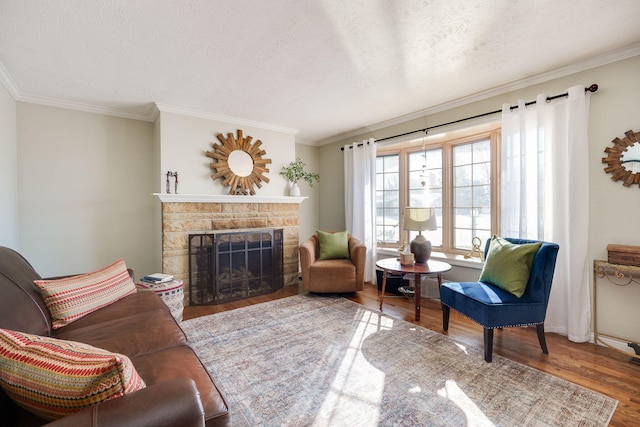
[314,308,392,425]
[182,294,617,426]
[438,380,493,427]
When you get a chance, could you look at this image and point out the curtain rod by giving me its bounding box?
[341,84,599,150]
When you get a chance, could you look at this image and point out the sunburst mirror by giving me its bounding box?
[602,129,640,188]
[206,129,272,195]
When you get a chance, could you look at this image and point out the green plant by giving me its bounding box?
[279,158,320,187]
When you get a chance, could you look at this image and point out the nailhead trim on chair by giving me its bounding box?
[443,306,542,329]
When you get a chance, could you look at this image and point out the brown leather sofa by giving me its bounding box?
[0,246,230,427]
[299,233,366,293]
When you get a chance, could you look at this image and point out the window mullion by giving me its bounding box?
[491,130,501,236]
[399,150,409,246]
[442,143,454,252]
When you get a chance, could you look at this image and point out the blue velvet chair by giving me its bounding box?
[440,238,559,362]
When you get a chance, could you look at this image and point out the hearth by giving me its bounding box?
[188,228,283,305]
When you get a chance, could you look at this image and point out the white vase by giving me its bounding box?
[289,182,301,196]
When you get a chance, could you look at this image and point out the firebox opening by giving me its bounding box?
[188,228,284,305]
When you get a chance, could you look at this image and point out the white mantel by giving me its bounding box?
[153,193,307,204]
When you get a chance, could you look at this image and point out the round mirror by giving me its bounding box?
[206,129,272,195]
[603,129,640,187]
[621,142,640,174]
[228,150,254,177]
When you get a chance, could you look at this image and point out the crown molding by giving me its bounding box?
[0,59,298,132]
[294,136,316,146]
[316,42,640,146]
[0,61,21,99]
[155,102,299,135]
[0,60,157,121]
[17,93,156,121]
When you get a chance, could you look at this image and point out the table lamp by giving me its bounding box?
[403,207,437,263]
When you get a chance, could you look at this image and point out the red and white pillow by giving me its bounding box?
[34,258,136,329]
[0,328,146,420]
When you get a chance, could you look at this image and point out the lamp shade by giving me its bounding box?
[403,207,437,232]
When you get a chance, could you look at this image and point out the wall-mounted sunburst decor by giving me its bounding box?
[206,129,272,195]
[602,129,640,188]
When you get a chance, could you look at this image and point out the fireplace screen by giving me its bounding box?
[188,229,283,305]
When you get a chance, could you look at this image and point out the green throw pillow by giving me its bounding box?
[317,230,350,260]
[478,236,542,298]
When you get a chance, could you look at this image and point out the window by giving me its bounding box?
[375,155,400,245]
[376,124,500,254]
[452,140,492,249]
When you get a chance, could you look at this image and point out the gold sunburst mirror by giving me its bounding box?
[602,129,640,188]
[206,129,272,195]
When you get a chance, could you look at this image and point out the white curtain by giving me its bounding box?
[501,85,591,342]
[344,138,377,283]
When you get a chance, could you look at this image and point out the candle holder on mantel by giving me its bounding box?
[166,171,178,194]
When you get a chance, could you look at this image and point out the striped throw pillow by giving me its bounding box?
[0,328,146,420]
[34,258,136,329]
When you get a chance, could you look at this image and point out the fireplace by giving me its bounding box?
[156,194,303,306]
[188,228,284,305]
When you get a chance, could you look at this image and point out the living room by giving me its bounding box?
[1,1,640,425]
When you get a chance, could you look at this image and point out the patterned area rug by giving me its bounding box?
[181,294,617,426]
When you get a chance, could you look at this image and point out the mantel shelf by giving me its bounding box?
[153,193,307,204]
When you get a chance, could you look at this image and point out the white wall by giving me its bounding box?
[158,111,297,196]
[585,56,640,344]
[0,83,18,249]
[16,103,157,277]
[319,55,640,342]
[294,143,320,243]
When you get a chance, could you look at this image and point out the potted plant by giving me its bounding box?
[279,158,320,196]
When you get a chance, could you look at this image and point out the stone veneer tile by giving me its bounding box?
[164,219,213,232]
[222,203,258,213]
[164,202,222,213]
[163,232,188,251]
[211,219,268,230]
[267,217,299,227]
[284,227,300,240]
[163,212,239,221]
[163,255,186,276]
[258,203,299,212]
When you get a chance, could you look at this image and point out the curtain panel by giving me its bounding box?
[501,85,591,342]
[344,138,377,283]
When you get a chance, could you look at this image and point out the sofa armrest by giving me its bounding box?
[44,378,204,427]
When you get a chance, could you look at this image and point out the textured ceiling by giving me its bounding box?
[1,0,640,143]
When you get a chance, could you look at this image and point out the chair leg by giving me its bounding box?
[442,305,450,331]
[484,328,493,362]
[536,323,549,354]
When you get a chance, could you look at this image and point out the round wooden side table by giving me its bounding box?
[376,258,451,321]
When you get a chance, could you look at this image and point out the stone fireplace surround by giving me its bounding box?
[156,194,304,306]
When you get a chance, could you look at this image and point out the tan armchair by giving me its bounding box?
[299,233,367,293]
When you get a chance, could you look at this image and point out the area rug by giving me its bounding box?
[181,294,617,426]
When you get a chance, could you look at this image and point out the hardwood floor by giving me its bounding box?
[183,283,640,426]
